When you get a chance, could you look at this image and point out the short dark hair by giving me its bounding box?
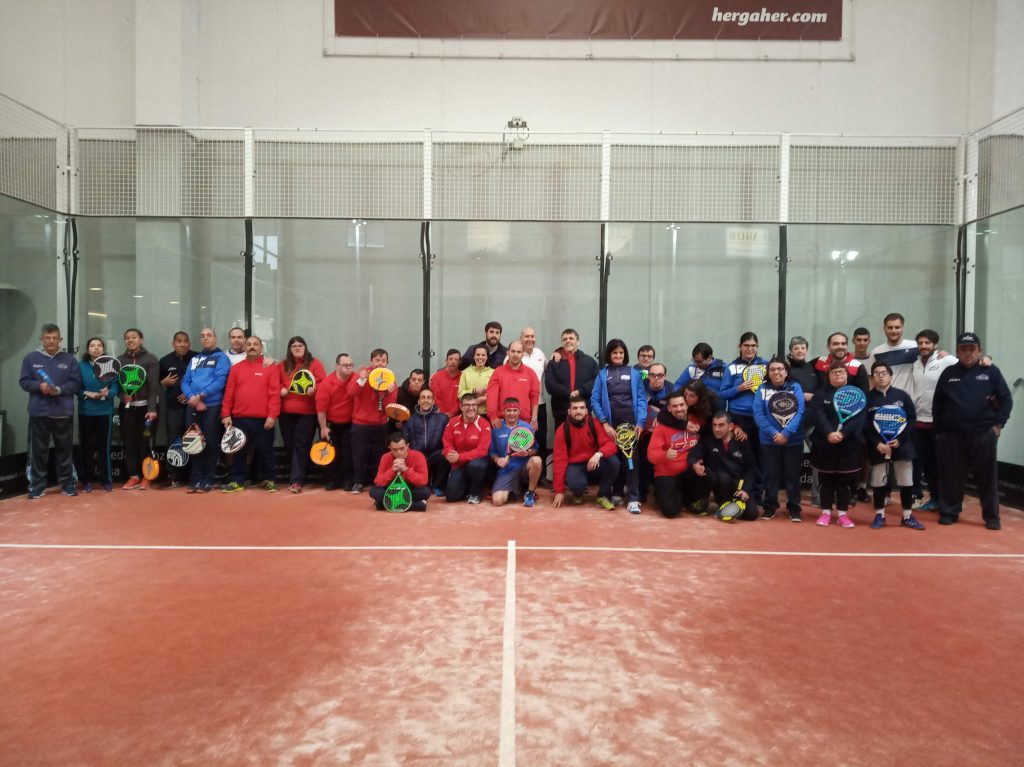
[173,331,190,342]
[916,329,939,344]
[871,361,893,375]
[387,431,408,446]
[485,321,503,333]
[828,358,848,372]
[853,327,870,338]
[81,336,105,361]
[503,397,520,408]
[460,392,477,403]
[370,347,388,359]
[603,338,630,366]
[408,368,425,378]
[739,332,758,345]
[712,410,732,423]
[883,313,905,325]
[446,348,461,358]
[41,323,60,336]
[561,328,579,339]
[768,356,790,373]
[335,352,351,364]
[124,327,144,339]
[827,331,848,345]
[638,344,655,356]
[692,342,713,359]
[568,393,588,406]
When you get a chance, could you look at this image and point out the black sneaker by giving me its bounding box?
[938,515,958,525]
[789,510,803,523]
[855,487,870,503]
[761,508,777,520]
[985,519,1002,531]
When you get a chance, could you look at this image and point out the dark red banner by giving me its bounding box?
[334,0,842,41]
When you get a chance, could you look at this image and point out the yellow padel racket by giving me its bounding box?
[742,363,767,392]
[368,367,396,412]
[288,368,316,396]
[614,423,638,470]
[141,418,161,480]
[309,439,336,466]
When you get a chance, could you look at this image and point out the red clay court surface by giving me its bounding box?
[2,488,1023,766]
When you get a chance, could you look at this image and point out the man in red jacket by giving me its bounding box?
[220,336,281,492]
[370,431,430,512]
[316,352,355,491]
[647,391,703,518]
[551,395,620,509]
[486,340,540,428]
[348,348,397,493]
[442,392,493,504]
[429,349,463,417]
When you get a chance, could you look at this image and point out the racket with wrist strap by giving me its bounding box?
[167,437,189,468]
[742,364,766,392]
[309,439,336,466]
[834,385,867,432]
[220,426,247,455]
[368,368,396,412]
[769,390,799,429]
[141,418,160,480]
[614,423,638,470]
[288,368,316,396]
[383,471,413,512]
[181,423,206,455]
[119,364,147,402]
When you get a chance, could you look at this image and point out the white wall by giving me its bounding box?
[0,0,1019,132]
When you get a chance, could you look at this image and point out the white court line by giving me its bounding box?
[0,543,1023,558]
[499,540,516,767]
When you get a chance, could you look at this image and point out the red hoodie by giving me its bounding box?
[222,357,281,419]
[486,363,540,419]
[279,358,326,415]
[551,415,617,493]
[315,372,355,423]
[373,448,429,487]
[442,416,492,468]
[647,416,702,477]
[429,367,462,416]
[348,374,398,425]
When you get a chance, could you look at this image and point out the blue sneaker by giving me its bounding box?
[919,499,939,512]
[901,515,925,530]
[523,490,536,508]
[432,487,444,497]
[871,513,885,529]
[27,488,44,500]
[82,483,93,494]
[62,484,78,497]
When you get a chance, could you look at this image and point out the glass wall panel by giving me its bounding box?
[605,223,780,380]
[432,222,602,363]
[974,208,1024,467]
[77,218,247,359]
[786,225,956,358]
[0,196,60,454]
[251,219,423,374]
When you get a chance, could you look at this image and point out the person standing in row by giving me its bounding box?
[117,328,160,490]
[78,337,118,492]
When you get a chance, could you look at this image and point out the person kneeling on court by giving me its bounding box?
[647,391,704,518]
[551,395,620,509]
[690,411,758,521]
[489,397,543,507]
[371,432,430,512]
[442,392,493,504]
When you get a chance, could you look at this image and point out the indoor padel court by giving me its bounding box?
[2,491,1022,766]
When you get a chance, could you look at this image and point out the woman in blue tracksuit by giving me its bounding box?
[591,339,648,514]
[78,337,119,492]
[753,357,806,521]
[719,331,770,511]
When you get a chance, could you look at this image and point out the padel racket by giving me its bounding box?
[769,390,799,429]
[92,355,122,383]
[181,423,206,455]
[716,480,745,522]
[383,472,413,512]
[167,437,189,468]
[220,426,247,455]
[309,439,336,466]
[141,418,160,480]
[368,367,396,412]
[834,385,867,432]
[385,403,411,423]
[506,425,536,456]
[288,368,316,396]
[873,404,908,484]
[118,363,147,401]
[615,423,638,470]
[34,368,58,389]
[742,364,767,392]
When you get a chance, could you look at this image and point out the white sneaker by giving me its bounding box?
[627,501,641,515]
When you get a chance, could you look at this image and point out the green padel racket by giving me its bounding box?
[506,425,535,456]
[383,472,413,512]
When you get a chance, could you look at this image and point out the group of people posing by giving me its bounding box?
[19,315,1013,529]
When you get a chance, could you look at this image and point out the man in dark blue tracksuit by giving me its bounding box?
[933,332,1012,530]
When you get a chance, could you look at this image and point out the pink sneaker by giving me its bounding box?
[816,511,831,527]
[837,514,855,529]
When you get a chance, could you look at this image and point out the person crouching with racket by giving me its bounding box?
[752,358,807,522]
[690,412,758,521]
[551,395,620,509]
[489,398,543,508]
[370,432,430,512]
[865,362,923,530]
[591,339,648,514]
[809,360,867,528]
[220,335,280,493]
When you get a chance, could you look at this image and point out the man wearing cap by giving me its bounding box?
[932,332,1012,530]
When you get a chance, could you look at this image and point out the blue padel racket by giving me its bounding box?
[873,404,908,483]
[834,385,867,432]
